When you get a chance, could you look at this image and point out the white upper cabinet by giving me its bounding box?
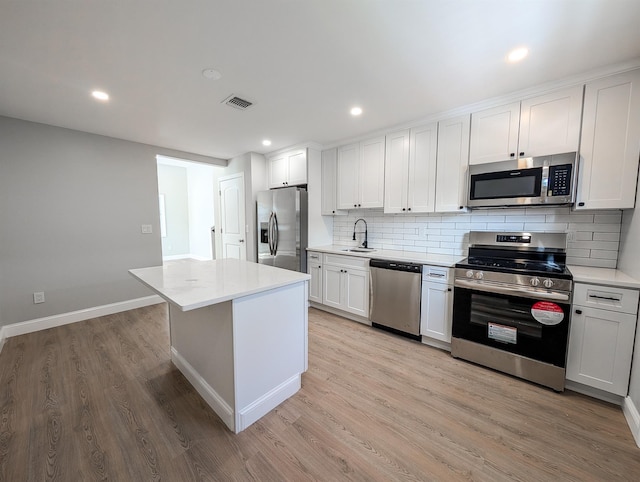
[435,114,471,212]
[576,69,640,210]
[469,85,583,165]
[321,148,347,215]
[337,136,385,209]
[469,102,520,165]
[384,125,438,214]
[384,129,410,213]
[268,148,307,188]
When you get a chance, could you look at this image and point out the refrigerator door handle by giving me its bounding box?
[268,212,275,255]
[272,212,279,255]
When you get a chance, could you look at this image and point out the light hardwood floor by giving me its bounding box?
[0,303,638,481]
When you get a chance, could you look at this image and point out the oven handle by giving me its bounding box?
[454,279,570,302]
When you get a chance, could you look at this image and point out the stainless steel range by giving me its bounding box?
[451,231,572,391]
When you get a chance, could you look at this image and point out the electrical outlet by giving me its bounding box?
[566,231,575,242]
[33,292,45,304]
[141,224,153,234]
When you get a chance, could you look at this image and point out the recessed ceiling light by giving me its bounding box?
[507,47,529,63]
[91,90,109,101]
[202,68,222,80]
[350,107,363,116]
[262,139,272,147]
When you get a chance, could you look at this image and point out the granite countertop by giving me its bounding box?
[307,245,464,267]
[567,265,640,289]
[129,259,310,311]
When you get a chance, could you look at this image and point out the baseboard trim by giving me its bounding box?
[237,374,301,433]
[1,295,165,342]
[171,346,235,432]
[623,396,640,448]
[308,302,371,326]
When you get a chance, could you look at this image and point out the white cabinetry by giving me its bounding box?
[469,85,583,165]
[268,148,307,188]
[337,137,385,209]
[321,149,347,215]
[420,266,453,344]
[322,254,370,318]
[307,251,323,303]
[384,124,437,214]
[576,69,640,210]
[435,114,470,212]
[566,283,639,396]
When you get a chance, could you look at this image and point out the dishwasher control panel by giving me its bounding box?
[370,259,422,273]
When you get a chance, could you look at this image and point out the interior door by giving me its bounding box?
[218,173,246,260]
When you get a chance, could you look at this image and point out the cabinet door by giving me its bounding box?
[337,143,360,209]
[420,283,453,342]
[359,136,386,208]
[307,252,323,303]
[577,69,640,210]
[384,129,410,213]
[435,114,470,212]
[469,102,520,164]
[518,85,583,158]
[322,265,343,309]
[321,149,346,215]
[287,149,307,186]
[407,123,437,213]
[566,306,637,396]
[268,154,288,188]
[344,269,369,318]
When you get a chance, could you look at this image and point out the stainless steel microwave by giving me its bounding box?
[467,152,578,208]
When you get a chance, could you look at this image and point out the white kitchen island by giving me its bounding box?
[129,258,310,433]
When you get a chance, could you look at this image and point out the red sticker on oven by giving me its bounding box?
[531,301,565,325]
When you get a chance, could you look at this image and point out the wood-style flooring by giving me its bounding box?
[0,304,638,481]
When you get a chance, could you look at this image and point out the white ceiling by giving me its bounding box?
[2,0,640,160]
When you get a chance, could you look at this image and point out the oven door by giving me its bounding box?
[452,286,570,367]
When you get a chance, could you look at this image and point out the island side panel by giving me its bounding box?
[169,302,236,431]
[232,281,308,432]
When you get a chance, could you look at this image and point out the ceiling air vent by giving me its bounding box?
[222,94,254,110]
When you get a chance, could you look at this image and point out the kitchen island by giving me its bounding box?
[129,258,310,433]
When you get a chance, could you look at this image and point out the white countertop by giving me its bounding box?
[307,245,463,267]
[129,259,310,311]
[567,265,640,289]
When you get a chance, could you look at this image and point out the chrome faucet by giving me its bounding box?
[353,218,368,248]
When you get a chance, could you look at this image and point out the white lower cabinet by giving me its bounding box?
[307,251,323,304]
[566,283,639,396]
[322,254,370,318]
[420,266,453,343]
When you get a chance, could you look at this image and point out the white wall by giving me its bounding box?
[0,115,224,327]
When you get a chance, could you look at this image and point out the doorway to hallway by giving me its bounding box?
[156,155,219,261]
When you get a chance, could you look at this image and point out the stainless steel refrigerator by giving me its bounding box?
[257,187,308,272]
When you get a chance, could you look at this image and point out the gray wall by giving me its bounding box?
[619,204,640,409]
[0,116,223,326]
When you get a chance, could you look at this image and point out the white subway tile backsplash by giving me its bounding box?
[331,207,621,268]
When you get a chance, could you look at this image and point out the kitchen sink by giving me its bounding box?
[342,248,376,253]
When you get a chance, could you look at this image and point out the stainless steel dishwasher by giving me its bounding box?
[369,259,422,339]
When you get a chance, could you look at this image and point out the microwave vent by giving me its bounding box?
[222,95,254,110]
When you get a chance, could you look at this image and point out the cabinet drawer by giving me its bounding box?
[573,283,639,314]
[422,266,452,284]
[307,251,322,264]
[323,253,370,269]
